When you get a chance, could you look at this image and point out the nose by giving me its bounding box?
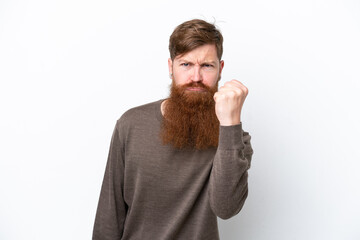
[191,65,202,82]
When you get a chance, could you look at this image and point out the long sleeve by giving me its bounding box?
[208,123,254,220]
[93,121,127,240]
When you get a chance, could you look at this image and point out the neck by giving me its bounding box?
[161,99,167,116]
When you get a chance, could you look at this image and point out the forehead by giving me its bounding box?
[174,44,219,62]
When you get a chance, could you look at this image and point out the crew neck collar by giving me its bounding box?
[155,98,167,122]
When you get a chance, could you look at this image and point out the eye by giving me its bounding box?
[203,64,213,68]
[181,63,189,67]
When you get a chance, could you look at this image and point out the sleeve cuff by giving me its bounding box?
[218,122,245,150]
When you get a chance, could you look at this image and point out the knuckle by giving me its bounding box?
[227,90,236,97]
[235,88,242,95]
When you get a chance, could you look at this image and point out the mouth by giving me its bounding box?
[186,87,206,92]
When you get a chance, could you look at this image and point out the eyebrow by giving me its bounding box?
[178,59,218,65]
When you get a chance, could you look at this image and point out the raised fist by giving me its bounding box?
[213,80,249,126]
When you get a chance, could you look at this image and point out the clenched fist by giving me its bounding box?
[213,80,249,126]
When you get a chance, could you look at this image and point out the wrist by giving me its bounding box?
[219,119,241,126]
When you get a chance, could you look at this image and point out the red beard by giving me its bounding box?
[160,81,220,150]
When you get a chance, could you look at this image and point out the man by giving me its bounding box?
[93,19,254,240]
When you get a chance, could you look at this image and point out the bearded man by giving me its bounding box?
[93,19,254,240]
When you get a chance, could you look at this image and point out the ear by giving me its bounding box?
[168,58,173,77]
[219,60,224,78]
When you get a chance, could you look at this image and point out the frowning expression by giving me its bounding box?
[168,44,224,92]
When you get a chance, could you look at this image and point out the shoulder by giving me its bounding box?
[115,99,164,130]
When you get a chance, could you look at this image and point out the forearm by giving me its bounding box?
[208,123,253,219]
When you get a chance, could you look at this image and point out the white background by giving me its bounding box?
[1,0,359,239]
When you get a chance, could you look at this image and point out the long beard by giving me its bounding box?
[160,81,220,150]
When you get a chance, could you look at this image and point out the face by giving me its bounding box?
[168,44,224,91]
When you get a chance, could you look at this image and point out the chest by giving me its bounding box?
[122,123,216,205]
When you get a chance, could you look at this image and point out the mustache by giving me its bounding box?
[178,82,212,92]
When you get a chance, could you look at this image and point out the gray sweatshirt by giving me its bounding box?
[93,99,254,240]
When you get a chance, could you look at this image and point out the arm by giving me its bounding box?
[210,79,253,219]
[208,123,253,219]
[93,121,127,239]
